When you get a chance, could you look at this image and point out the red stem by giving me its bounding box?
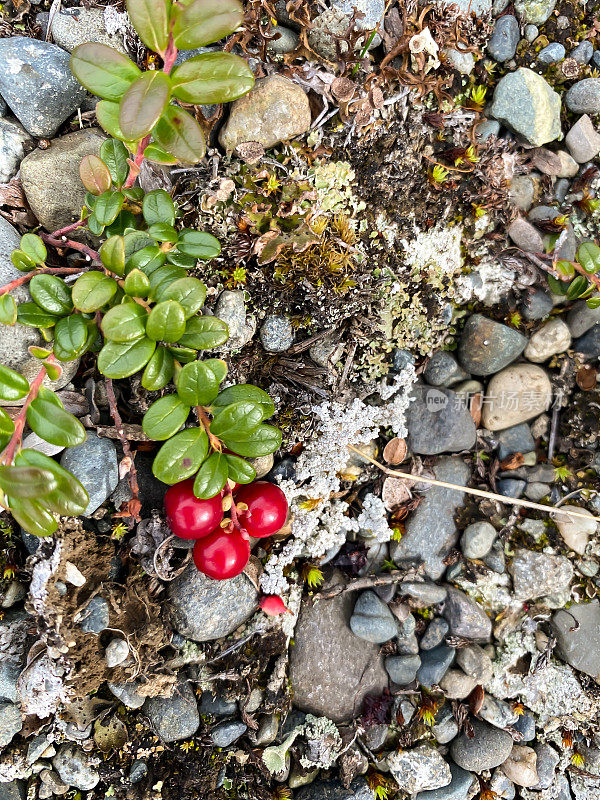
[162,34,178,75]
[50,218,85,238]
[40,233,100,263]
[123,134,152,189]
[0,267,86,297]
[224,482,248,537]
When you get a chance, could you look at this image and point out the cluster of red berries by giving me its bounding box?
[164,479,288,581]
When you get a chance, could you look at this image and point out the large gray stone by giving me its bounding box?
[481,364,552,431]
[490,68,561,147]
[0,701,22,747]
[574,323,600,356]
[415,762,474,800]
[416,645,455,688]
[60,433,119,516]
[405,386,476,455]
[38,7,129,54]
[487,15,519,62]
[391,457,471,580]
[168,564,257,642]
[145,682,200,743]
[509,549,573,601]
[514,0,556,23]
[0,37,86,137]
[565,115,600,163]
[458,314,527,376]
[290,572,388,722]
[388,745,452,794]
[567,300,600,338]
[443,588,491,642]
[0,118,32,183]
[451,719,514,772]
[565,79,600,114]
[551,600,600,679]
[0,611,28,703]
[0,782,25,800]
[295,779,374,800]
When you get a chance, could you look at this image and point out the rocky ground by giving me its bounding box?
[1,0,600,799]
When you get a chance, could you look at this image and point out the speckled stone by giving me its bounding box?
[451,719,514,772]
[490,68,561,147]
[144,683,200,743]
[458,314,527,376]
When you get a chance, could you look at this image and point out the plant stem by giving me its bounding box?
[105,377,141,525]
[224,481,247,536]
[572,260,600,292]
[123,134,152,189]
[2,355,56,465]
[195,406,222,452]
[50,218,85,238]
[162,34,178,75]
[40,233,100,263]
[0,267,86,297]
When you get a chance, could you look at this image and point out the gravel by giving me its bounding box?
[350,591,398,643]
[417,645,456,688]
[554,505,597,554]
[481,364,552,431]
[451,719,514,772]
[60,433,118,516]
[513,0,556,23]
[295,779,374,800]
[443,587,491,641]
[214,290,256,350]
[423,351,469,388]
[520,288,553,320]
[567,300,600,337]
[458,315,527,376]
[537,42,565,64]
[486,15,519,61]
[385,654,421,685]
[210,720,247,747]
[496,423,535,460]
[524,318,571,362]
[259,314,294,352]
[307,0,385,60]
[420,618,449,650]
[507,217,544,252]
[78,596,110,634]
[456,645,493,683]
[198,693,237,717]
[53,745,99,791]
[460,521,497,559]
[501,745,539,787]
[570,40,594,63]
[490,68,561,146]
[144,682,200,742]
[388,745,452,794]
[0,118,32,183]
[38,7,129,54]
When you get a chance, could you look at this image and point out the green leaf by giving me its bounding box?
[98,337,156,378]
[20,234,47,266]
[126,245,166,275]
[193,451,228,499]
[124,269,150,297]
[555,260,575,278]
[0,465,58,498]
[0,407,14,450]
[143,142,179,164]
[126,0,169,54]
[587,296,600,309]
[11,250,36,272]
[165,251,197,269]
[79,154,112,196]
[147,265,187,299]
[142,345,174,390]
[547,275,567,296]
[153,104,206,164]
[100,139,130,187]
[29,275,73,315]
[148,223,179,243]
[17,303,60,329]
[86,213,105,237]
[94,190,124,226]
[577,241,600,275]
[222,424,282,457]
[27,398,87,447]
[53,315,89,361]
[152,427,208,483]
[72,272,118,312]
[70,44,141,101]
[96,100,132,142]
[171,52,254,104]
[146,300,186,342]
[566,275,590,300]
[176,360,220,406]
[178,315,228,349]
[142,190,176,227]
[43,359,62,381]
[143,394,190,440]
[0,364,30,401]
[204,358,227,384]
[158,276,206,318]
[8,497,58,538]
[224,453,255,484]
[124,231,155,261]
[0,294,17,326]
[119,71,171,141]
[177,229,221,259]
[100,235,126,276]
[28,346,52,359]
[172,0,243,50]
[212,384,275,419]
[167,345,197,363]
[210,400,264,439]
[102,302,148,342]
[15,449,89,515]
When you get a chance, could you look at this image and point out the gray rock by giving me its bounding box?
[497,478,526,498]
[538,42,565,64]
[524,482,550,501]
[487,15,519,62]
[417,645,455,688]
[78,596,109,634]
[295,778,374,800]
[443,588,491,642]
[307,0,384,61]
[461,521,497,559]
[108,681,145,710]
[350,591,397,643]
[490,68,561,147]
[386,654,421,685]
[415,762,473,800]
[509,175,537,211]
[53,745,100,791]
[443,48,475,74]
[570,40,594,64]
[436,0,491,14]
[565,79,600,114]
[532,743,559,789]
[0,702,22,747]
[392,348,415,372]
[214,289,256,350]
[20,128,105,235]
[451,719,514,772]
[431,706,459,745]
[168,565,257,642]
[0,612,28,703]
[439,669,477,700]
[0,38,86,137]
[555,178,570,203]
[39,7,129,54]
[456,644,493,683]
[574,322,600,356]
[525,318,571,362]
[507,217,544,253]
[496,424,535,460]
[255,713,279,745]
[513,713,535,741]
[60,433,118,516]
[524,24,539,41]
[475,119,501,142]
[490,770,516,799]
[0,782,25,800]
[0,118,32,183]
[514,0,556,23]
[567,300,600,337]
[400,582,447,606]
[129,761,148,784]
[420,618,449,650]
[551,599,600,678]
[210,720,247,747]
[145,683,200,742]
[259,314,294,352]
[105,638,129,668]
[199,693,237,717]
[510,549,573,600]
[424,351,469,388]
[481,364,552,431]
[388,745,452,794]
[565,115,600,163]
[267,26,300,54]
[521,288,552,321]
[458,314,527,376]
[405,385,476,455]
[479,696,519,729]
[110,450,168,518]
[219,75,311,153]
[290,572,388,722]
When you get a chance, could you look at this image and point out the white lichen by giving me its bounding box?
[299,714,343,769]
[357,493,394,542]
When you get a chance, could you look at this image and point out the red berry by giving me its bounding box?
[259,595,290,616]
[164,479,224,540]
[235,481,288,538]
[193,528,250,580]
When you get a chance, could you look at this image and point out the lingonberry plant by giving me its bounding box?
[0,0,282,539]
[548,241,600,307]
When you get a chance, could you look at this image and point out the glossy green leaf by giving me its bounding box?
[0,364,29,401]
[94,190,124,226]
[72,272,118,312]
[29,275,73,316]
[143,142,178,164]
[146,300,186,342]
[126,245,166,275]
[143,394,190,440]
[70,43,141,101]
[178,315,228,349]
[153,104,206,164]
[86,213,105,237]
[96,100,131,142]
[158,276,207,318]
[119,71,171,141]
[11,250,36,272]
[547,275,567,296]
[20,234,47,266]
[176,360,220,406]
[101,302,148,342]
[165,250,197,269]
[0,465,58,498]
[37,386,62,407]
[43,359,62,381]
[142,345,174,390]
[0,407,14,450]
[97,337,156,378]
[577,241,600,275]
[100,235,126,276]
[147,265,187,299]
[172,0,243,50]
[177,229,220,259]
[567,275,590,300]
[8,497,58,538]
[124,231,156,261]
[224,453,255,484]
[17,303,60,329]
[171,52,254,104]
[28,346,52,359]
[53,315,89,361]
[142,189,176,227]
[587,296,600,309]
[148,223,179,243]
[204,358,227,384]
[27,398,86,447]
[124,269,150,296]
[15,449,89,515]
[79,155,112,196]
[210,400,264,439]
[126,0,169,54]
[167,345,197,363]
[222,423,282,457]
[555,260,575,278]
[152,427,208,483]
[0,294,17,326]
[193,451,228,499]
[212,384,275,419]
[100,139,130,187]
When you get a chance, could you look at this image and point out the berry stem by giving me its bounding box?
[0,266,86,297]
[195,406,222,452]
[224,481,247,536]
[49,218,85,238]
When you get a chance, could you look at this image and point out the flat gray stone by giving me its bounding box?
[551,599,600,679]
[307,0,384,61]
[214,289,255,350]
[388,745,452,794]
[496,423,535,460]
[460,521,497,559]
[144,682,200,743]
[507,217,544,252]
[259,314,294,352]
[443,588,491,642]
[458,314,527,376]
[0,702,22,747]
[424,351,469,388]
[490,68,561,147]
[405,386,476,455]
[108,681,145,710]
[0,118,32,183]
[38,7,129,54]
[510,549,573,600]
[60,433,118,516]
[567,300,600,338]
[538,42,565,64]
[565,115,600,163]
[521,288,553,320]
[210,720,247,747]
[350,591,398,643]
[417,645,455,689]
[415,763,473,800]
[451,719,514,772]
[0,781,25,800]
[574,323,600,356]
[168,565,257,642]
[386,654,421,685]
[420,618,449,650]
